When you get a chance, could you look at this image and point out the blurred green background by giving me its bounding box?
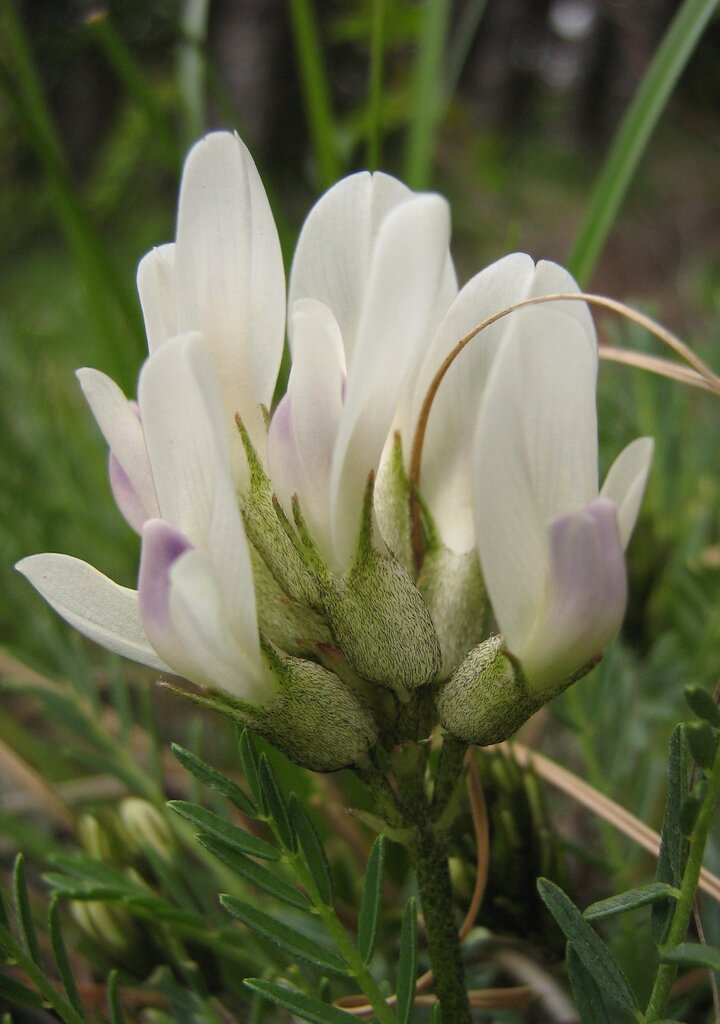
[1,0,720,1006]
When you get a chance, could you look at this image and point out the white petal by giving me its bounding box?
[16,553,171,672]
[138,332,229,540]
[529,260,596,352]
[169,550,273,704]
[519,498,627,690]
[329,194,453,570]
[138,332,262,666]
[138,519,195,673]
[174,132,285,469]
[267,299,344,562]
[600,436,654,548]
[76,368,159,526]
[473,306,598,649]
[137,244,177,352]
[414,253,536,552]
[108,453,151,533]
[288,171,414,368]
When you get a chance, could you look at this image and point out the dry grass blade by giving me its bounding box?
[599,344,717,391]
[0,735,75,829]
[503,742,720,904]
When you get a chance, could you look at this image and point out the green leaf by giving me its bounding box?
[167,801,279,861]
[583,883,680,922]
[396,896,418,1024]
[653,725,689,945]
[171,744,256,817]
[220,895,347,974]
[537,878,638,1012]
[430,1001,441,1024]
[358,835,385,964]
[685,685,720,727]
[197,834,310,910]
[244,979,357,1023]
[49,899,83,1016]
[569,0,720,284]
[289,796,333,906]
[12,855,40,966]
[660,942,720,971]
[238,730,265,812]
[566,946,634,1024]
[0,972,45,1008]
[685,721,719,772]
[107,969,126,1024]
[258,755,295,851]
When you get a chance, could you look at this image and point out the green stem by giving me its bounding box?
[287,0,340,190]
[263,809,397,1023]
[0,921,87,1024]
[569,0,720,285]
[366,0,387,169]
[645,740,720,1020]
[395,744,472,1024]
[178,0,210,146]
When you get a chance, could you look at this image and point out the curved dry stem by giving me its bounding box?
[409,292,720,493]
[598,344,717,392]
[503,741,720,904]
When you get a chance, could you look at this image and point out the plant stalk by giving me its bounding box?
[645,738,720,1020]
[395,741,472,1024]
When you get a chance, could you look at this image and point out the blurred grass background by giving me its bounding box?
[1,0,720,1008]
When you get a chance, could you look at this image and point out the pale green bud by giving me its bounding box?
[250,545,333,657]
[164,644,379,772]
[118,798,174,864]
[236,414,322,608]
[319,476,441,698]
[71,899,135,955]
[78,814,113,862]
[373,431,414,576]
[436,635,572,745]
[417,544,487,681]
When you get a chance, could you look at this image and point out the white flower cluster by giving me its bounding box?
[18,133,652,767]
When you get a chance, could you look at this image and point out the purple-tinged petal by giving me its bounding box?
[109,453,153,533]
[138,519,193,664]
[518,497,627,691]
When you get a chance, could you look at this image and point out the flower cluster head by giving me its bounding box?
[18,132,653,768]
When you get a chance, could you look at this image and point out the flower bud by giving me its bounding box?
[78,814,113,862]
[417,544,487,680]
[164,643,379,772]
[436,635,574,746]
[320,476,440,698]
[118,799,175,864]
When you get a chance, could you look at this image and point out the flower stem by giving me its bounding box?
[645,738,720,1021]
[395,741,472,1024]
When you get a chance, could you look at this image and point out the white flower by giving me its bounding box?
[137,132,286,488]
[267,171,456,572]
[18,333,273,706]
[472,300,653,691]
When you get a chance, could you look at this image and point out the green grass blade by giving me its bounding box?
[258,755,295,851]
[0,0,143,369]
[12,855,40,966]
[288,0,340,189]
[366,0,387,169]
[107,970,127,1024]
[86,11,180,170]
[404,0,452,189]
[569,0,720,285]
[49,898,84,1016]
[358,835,385,964]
